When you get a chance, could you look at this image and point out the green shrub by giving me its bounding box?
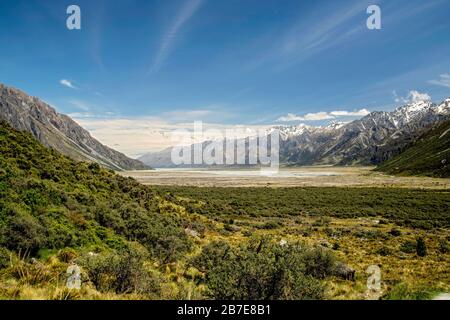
[439,239,449,254]
[354,229,389,240]
[80,244,160,295]
[384,283,438,300]
[57,248,78,263]
[389,228,401,237]
[192,238,332,300]
[0,247,12,269]
[312,217,331,227]
[376,246,392,256]
[416,237,427,257]
[0,213,46,254]
[400,240,416,254]
[301,247,336,279]
[190,241,231,274]
[260,221,281,230]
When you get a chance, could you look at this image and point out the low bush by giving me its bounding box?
[439,239,449,254]
[190,238,336,300]
[80,244,160,295]
[0,247,11,269]
[400,240,416,254]
[0,213,46,254]
[416,237,427,257]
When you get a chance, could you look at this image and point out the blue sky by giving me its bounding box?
[1,0,450,154]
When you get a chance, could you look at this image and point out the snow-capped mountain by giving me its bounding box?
[279,98,450,165]
[138,98,450,167]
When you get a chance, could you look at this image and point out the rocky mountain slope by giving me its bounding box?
[376,118,450,178]
[139,98,450,167]
[280,98,450,165]
[0,83,149,170]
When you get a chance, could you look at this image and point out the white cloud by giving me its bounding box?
[393,90,431,104]
[408,90,431,103]
[149,0,203,74]
[428,74,450,88]
[72,116,272,157]
[330,109,370,116]
[278,112,334,122]
[60,79,77,89]
[277,109,370,122]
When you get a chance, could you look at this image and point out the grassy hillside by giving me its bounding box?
[0,122,448,300]
[0,122,351,300]
[376,119,450,178]
[0,121,204,298]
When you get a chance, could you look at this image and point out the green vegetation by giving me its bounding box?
[190,238,333,300]
[155,186,450,229]
[0,122,195,299]
[0,122,191,262]
[383,283,440,300]
[416,237,427,257]
[376,119,450,178]
[0,122,448,300]
[0,122,348,300]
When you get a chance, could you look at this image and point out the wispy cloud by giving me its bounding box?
[428,74,450,88]
[247,0,374,71]
[330,109,371,116]
[149,0,203,74]
[68,99,90,111]
[278,112,334,122]
[277,109,370,122]
[60,79,78,89]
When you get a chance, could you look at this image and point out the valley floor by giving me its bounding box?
[123,166,449,299]
[120,166,450,189]
[150,185,450,300]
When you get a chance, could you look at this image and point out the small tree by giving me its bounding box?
[416,237,427,257]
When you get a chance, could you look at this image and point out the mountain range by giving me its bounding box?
[1,82,448,173]
[376,118,450,178]
[0,84,149,170]
[139,98,450,168]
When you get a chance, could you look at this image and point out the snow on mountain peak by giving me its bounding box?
[393,100,433,124]
[436,98,450,114]
[325,121,347,130]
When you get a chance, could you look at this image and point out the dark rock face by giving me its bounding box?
[0,83,150,170]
